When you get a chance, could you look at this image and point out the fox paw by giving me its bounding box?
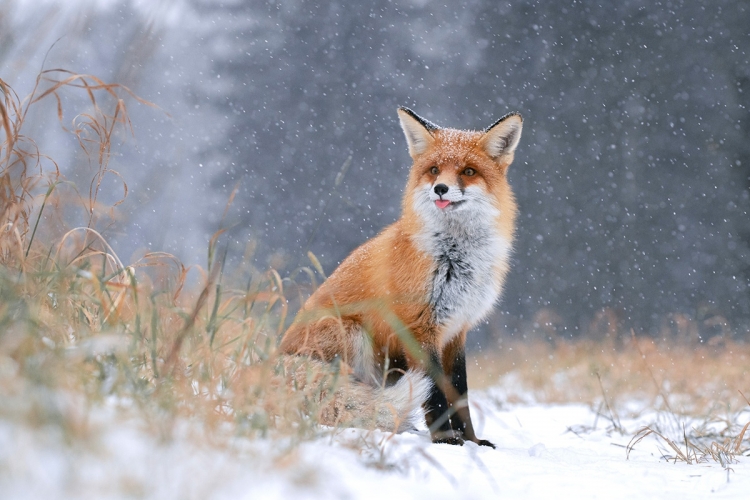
[475,439,496,449]
[433,436,465,446]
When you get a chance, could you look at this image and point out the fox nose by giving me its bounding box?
[434,183,449,197]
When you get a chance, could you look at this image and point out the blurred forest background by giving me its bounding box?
[2,0,749,344]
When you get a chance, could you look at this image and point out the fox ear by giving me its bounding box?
[397,107,438,158]
[480,112,523,160]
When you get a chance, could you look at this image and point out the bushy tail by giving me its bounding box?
[328,369,431,433]
[281,356,430,433]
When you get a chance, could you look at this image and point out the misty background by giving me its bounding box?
[2,0,749,345]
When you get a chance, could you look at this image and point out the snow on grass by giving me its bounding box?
[1,389,748,500]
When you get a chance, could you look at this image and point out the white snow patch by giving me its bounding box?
[1,391,748,499]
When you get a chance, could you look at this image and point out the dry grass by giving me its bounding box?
[468,336,750,412]
[627,420,750,467]
[0,70,354,450]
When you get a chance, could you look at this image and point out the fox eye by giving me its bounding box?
[429,166,439,175]
[463,167,476,176]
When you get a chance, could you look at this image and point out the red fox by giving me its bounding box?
[280,107,522,446]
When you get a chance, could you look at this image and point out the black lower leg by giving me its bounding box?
[447,349,495,448]
[423,351,462,444]
[447,350,472,437]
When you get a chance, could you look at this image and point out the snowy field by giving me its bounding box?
[2,388,747,500]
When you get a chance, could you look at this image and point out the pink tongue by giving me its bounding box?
[435,200,451,209]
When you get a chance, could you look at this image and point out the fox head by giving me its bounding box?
[397,107,522,240]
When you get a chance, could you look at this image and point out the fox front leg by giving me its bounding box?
[421,351,465,445]
[442,335,495,448]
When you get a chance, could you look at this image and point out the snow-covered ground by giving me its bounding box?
[1,391,747,499]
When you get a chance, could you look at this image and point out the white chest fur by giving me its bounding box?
[413,198,511,347]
